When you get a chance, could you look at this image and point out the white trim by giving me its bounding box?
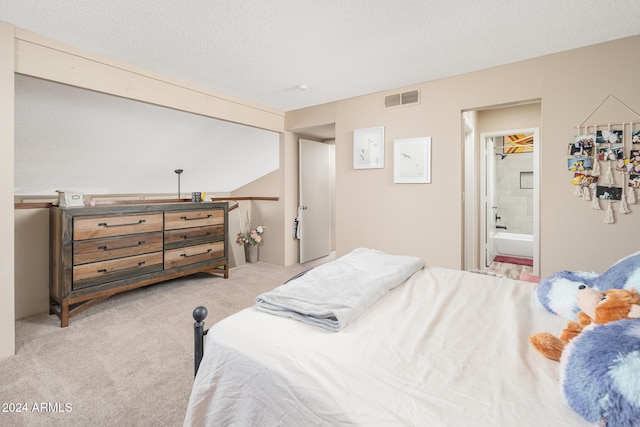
[462,114,477,271]
[479,128,540,276]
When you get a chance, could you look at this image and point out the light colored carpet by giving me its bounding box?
[0,254,333,427]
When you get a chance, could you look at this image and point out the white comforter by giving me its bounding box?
[184,266,588,426]
[255,248,424,331]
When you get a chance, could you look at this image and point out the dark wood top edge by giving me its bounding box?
[15,198,196,209]
[210,197,279,201]
[16,196,277,210]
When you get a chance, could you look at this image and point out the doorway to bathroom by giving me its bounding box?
[463,101,541,276]
[482,129,539,273]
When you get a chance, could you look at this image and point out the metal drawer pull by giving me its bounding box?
[97,241,146,250]
[180,249,212,258]
[98,219,146,228]
[180,214,212,221]
[180,231,212,239]
[97,261,146,273]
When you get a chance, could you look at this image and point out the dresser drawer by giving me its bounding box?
[164,225,224,250]
[74,213,163,240]
[164,209,224,230]
[73,252,164,290]
[164,242,225,269]
[73,232,164,265]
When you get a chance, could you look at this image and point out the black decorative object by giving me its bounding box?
[174,169,184,199]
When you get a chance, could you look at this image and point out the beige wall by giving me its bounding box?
[476,102,541,135]
[287,35,640,276]
[14,209,49,318]
[0,21,16,359]
[230,170,284,266]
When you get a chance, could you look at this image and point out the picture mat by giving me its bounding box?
[353,126,385,169]
[394,137,431,183]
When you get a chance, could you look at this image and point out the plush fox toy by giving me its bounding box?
[529,285,640,361]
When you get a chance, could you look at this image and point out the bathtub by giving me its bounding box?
[493,232,533,259]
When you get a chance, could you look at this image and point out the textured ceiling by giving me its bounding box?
[2,0,640,112]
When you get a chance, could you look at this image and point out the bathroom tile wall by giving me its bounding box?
[495,152,534,235]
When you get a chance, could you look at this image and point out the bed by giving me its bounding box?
[184,249,588,426]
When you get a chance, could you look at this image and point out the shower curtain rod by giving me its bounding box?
[492,144,534,149]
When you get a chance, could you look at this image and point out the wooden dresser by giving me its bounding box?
[50,202,228,327]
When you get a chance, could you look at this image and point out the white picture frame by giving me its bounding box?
[353,126,385,169]
[394,137,431,183]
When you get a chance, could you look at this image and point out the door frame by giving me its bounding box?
[462,114,477,271]
[478,127,540,275]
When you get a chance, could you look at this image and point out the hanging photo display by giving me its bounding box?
[624,149,640,174]
[569,135,595,157]
[596,129,623,144]
[596,186,622,200]
[570,94,640,224]
[572,173,598,188]
[568,157,593,171]
[597,146,624,161]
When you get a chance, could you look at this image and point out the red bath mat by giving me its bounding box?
[493,255,533,267]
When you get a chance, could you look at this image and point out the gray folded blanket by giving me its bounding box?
[255,248,425,331]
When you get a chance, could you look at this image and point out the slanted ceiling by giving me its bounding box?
[14,76,279,195]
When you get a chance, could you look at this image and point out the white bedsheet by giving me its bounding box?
[184,266,588,426]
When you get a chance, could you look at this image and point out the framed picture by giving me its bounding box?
[394,137,431,183]
[353,126,384,169]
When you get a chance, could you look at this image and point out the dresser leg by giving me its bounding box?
[60,301,69,328]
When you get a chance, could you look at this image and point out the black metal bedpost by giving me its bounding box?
[193,306,208,378]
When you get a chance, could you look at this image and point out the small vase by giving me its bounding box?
[244,245,259,263]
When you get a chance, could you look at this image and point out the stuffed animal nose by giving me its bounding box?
[579,285,586,289]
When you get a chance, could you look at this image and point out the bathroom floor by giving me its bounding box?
[489,260,533,280]
[472,261,534,281]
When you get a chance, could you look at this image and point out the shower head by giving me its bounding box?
[496,153,507,160]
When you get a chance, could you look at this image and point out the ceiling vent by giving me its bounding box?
[384,89,420,109]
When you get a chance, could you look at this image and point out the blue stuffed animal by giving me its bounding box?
[536,251,640,320]
[560,319,640,426]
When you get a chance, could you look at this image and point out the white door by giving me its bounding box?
[484,136,497,267]
[299,139,332,263]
